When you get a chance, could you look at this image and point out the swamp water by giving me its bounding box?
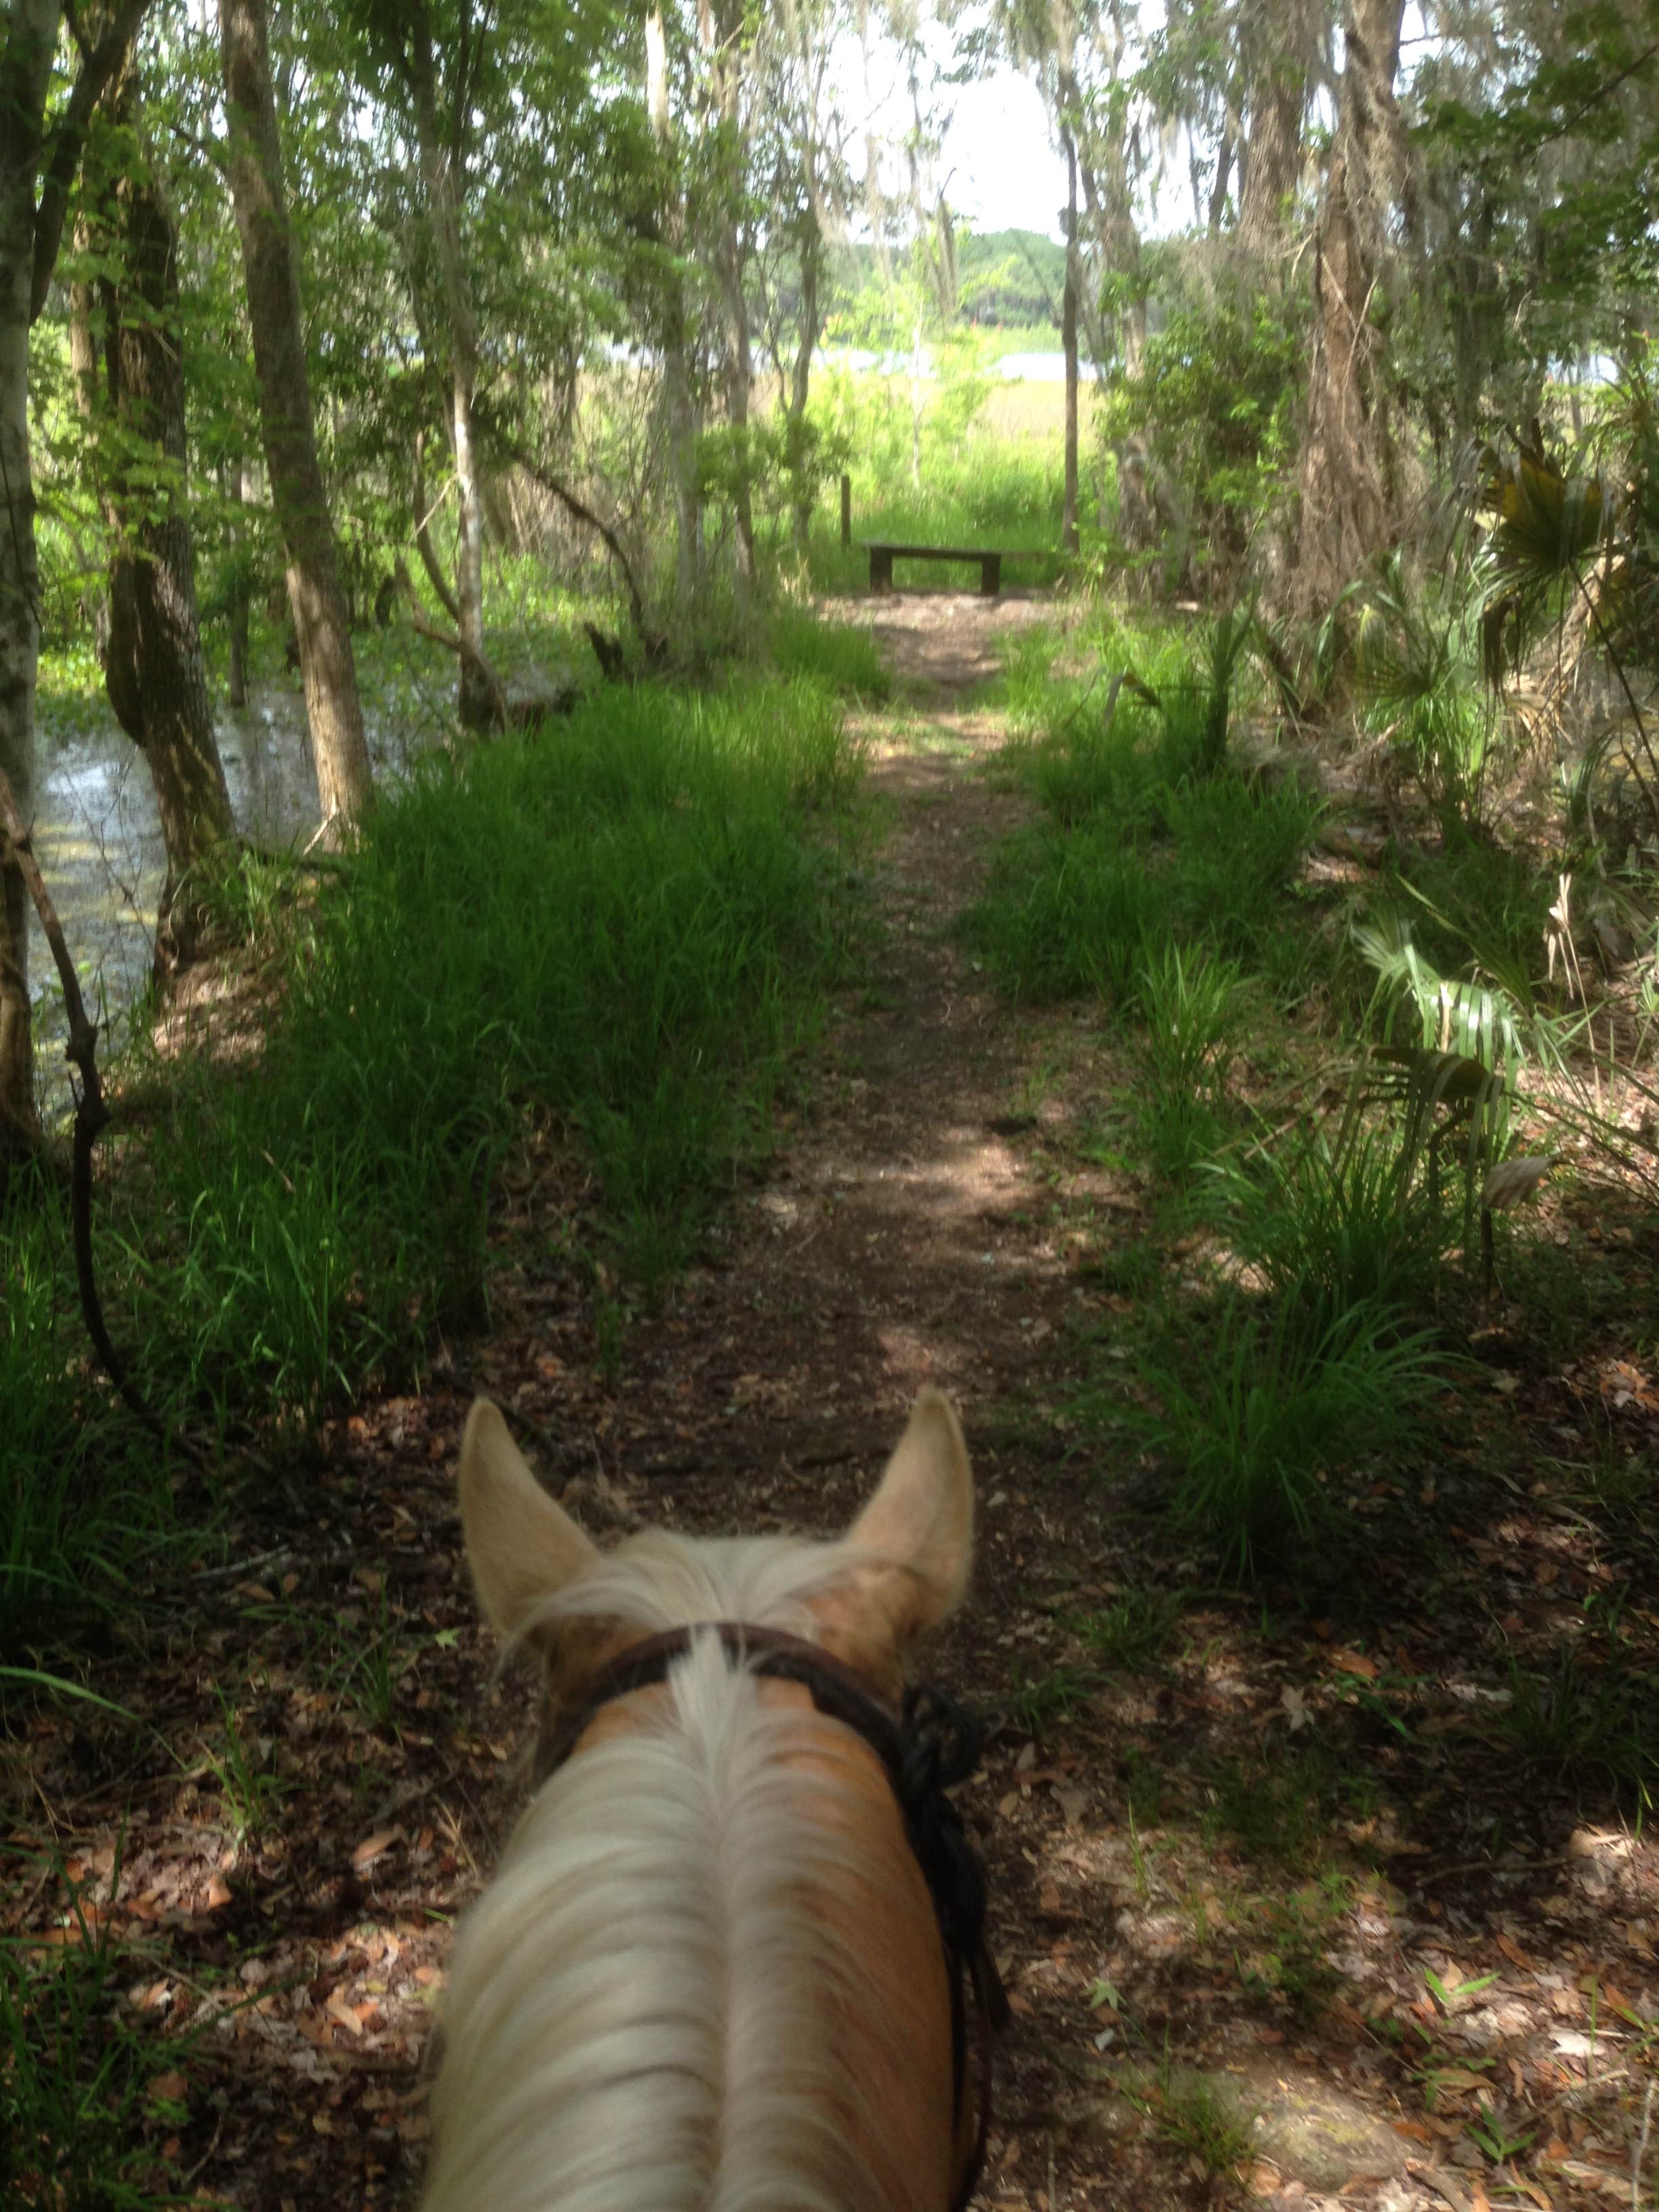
[27,679,429,1120]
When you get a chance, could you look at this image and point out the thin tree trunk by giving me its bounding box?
[404,7,492,729]
[225,457,251,708]
[719,238,754,613]
[648,8,699,621]
[3,0,152,1140]
[219,0,371,818]
[0,9,50,1141]
[1061,131,1080,558]
[93,96,234,963]
[789,216,821,559]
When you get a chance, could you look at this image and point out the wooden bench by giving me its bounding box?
[863,541,1021,596]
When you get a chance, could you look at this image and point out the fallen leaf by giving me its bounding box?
[352,1828,399,1870]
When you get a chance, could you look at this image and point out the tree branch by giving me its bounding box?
[495,439,665,662]
[0,766,199,1459]
[392,558,508,725]
[411,430,463,627]
[30,0,153,323]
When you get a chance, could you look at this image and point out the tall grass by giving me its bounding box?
[0,1173,188,1643]
[123,675,863,1427]
[1134,1295,1443,1579]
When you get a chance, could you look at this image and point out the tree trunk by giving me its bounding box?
[405,7,492,729]
[708,1,754,616]
[225,458,251,708]
[0,5,52,1142]
[92,105,235,963]
[1295,0,1408,610]
[648,8,699,621]
[788,215,821,559]
[1239,50,1308,250]
[1062,132,1080,557]
[719,243,754,614]
[219,0,372,819]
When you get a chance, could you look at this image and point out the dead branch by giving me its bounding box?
[411,430,464,629]
[495,441,667,665]
[392,559,509,729]
[0,766,201,1462]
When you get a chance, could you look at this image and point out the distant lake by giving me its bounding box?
[814,345,1099,384]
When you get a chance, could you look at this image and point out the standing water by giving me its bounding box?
[28,682,323,1120]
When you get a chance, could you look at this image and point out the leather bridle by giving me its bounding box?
[532,1621,1008,2212]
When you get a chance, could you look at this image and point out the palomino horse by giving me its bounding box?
[422,1388,994,2212]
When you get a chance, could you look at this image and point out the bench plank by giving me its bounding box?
[863,541,1011,596]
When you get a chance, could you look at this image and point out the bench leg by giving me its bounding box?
[869,547,894,594]
[980,554,1002,597]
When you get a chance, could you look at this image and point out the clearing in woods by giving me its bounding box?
[18,592,1658,2212]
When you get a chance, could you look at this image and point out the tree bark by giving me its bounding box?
[219,0,371,822]
[648,7,699,622]
[788,210,821,558]
[1239,58,1307,251]
[224,457,251,708]
[1295,0,1408,610]
[91,89,235,962]
[1061,131,1080,557]
[0,2,54,1143]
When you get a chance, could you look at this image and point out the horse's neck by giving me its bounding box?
[425,1647,956,2212]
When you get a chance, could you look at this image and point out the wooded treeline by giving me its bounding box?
[2,0,1656,1144]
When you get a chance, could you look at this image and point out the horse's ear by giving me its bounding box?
[459,1399,599,1637]
[846,1389,973,1644]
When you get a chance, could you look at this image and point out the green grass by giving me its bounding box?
[807,417,1067,595]
[0,1889,190,2211]
[764,607,891,699]
[1214,1120,1455,1332]
[3,662,865,1664]
[0,1171,192,1645]
[101,673,866,1433]
[965,771,1322,1007]
[1126,1294,1444,1580]
[1076,1585,1189,1667]
[1132,941,1244,1181]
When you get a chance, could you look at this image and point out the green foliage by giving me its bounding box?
[1216,1120,1454,1332]
[764,607,890,699]
[1132,1296,1443,1580]
[0,1176,188,1644]
[966,764,1320,1006]
[1099,279,1300,592]
[1132,940,1244,1181]
[1346,561,1510,826]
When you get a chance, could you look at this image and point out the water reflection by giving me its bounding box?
[28,684,323,1117]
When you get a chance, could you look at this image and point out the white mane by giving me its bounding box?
[422,1531,926,2212]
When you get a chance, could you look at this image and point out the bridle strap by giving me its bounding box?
[532,1620,1006,2212]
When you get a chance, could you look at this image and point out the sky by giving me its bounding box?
[939,69,1071,240]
